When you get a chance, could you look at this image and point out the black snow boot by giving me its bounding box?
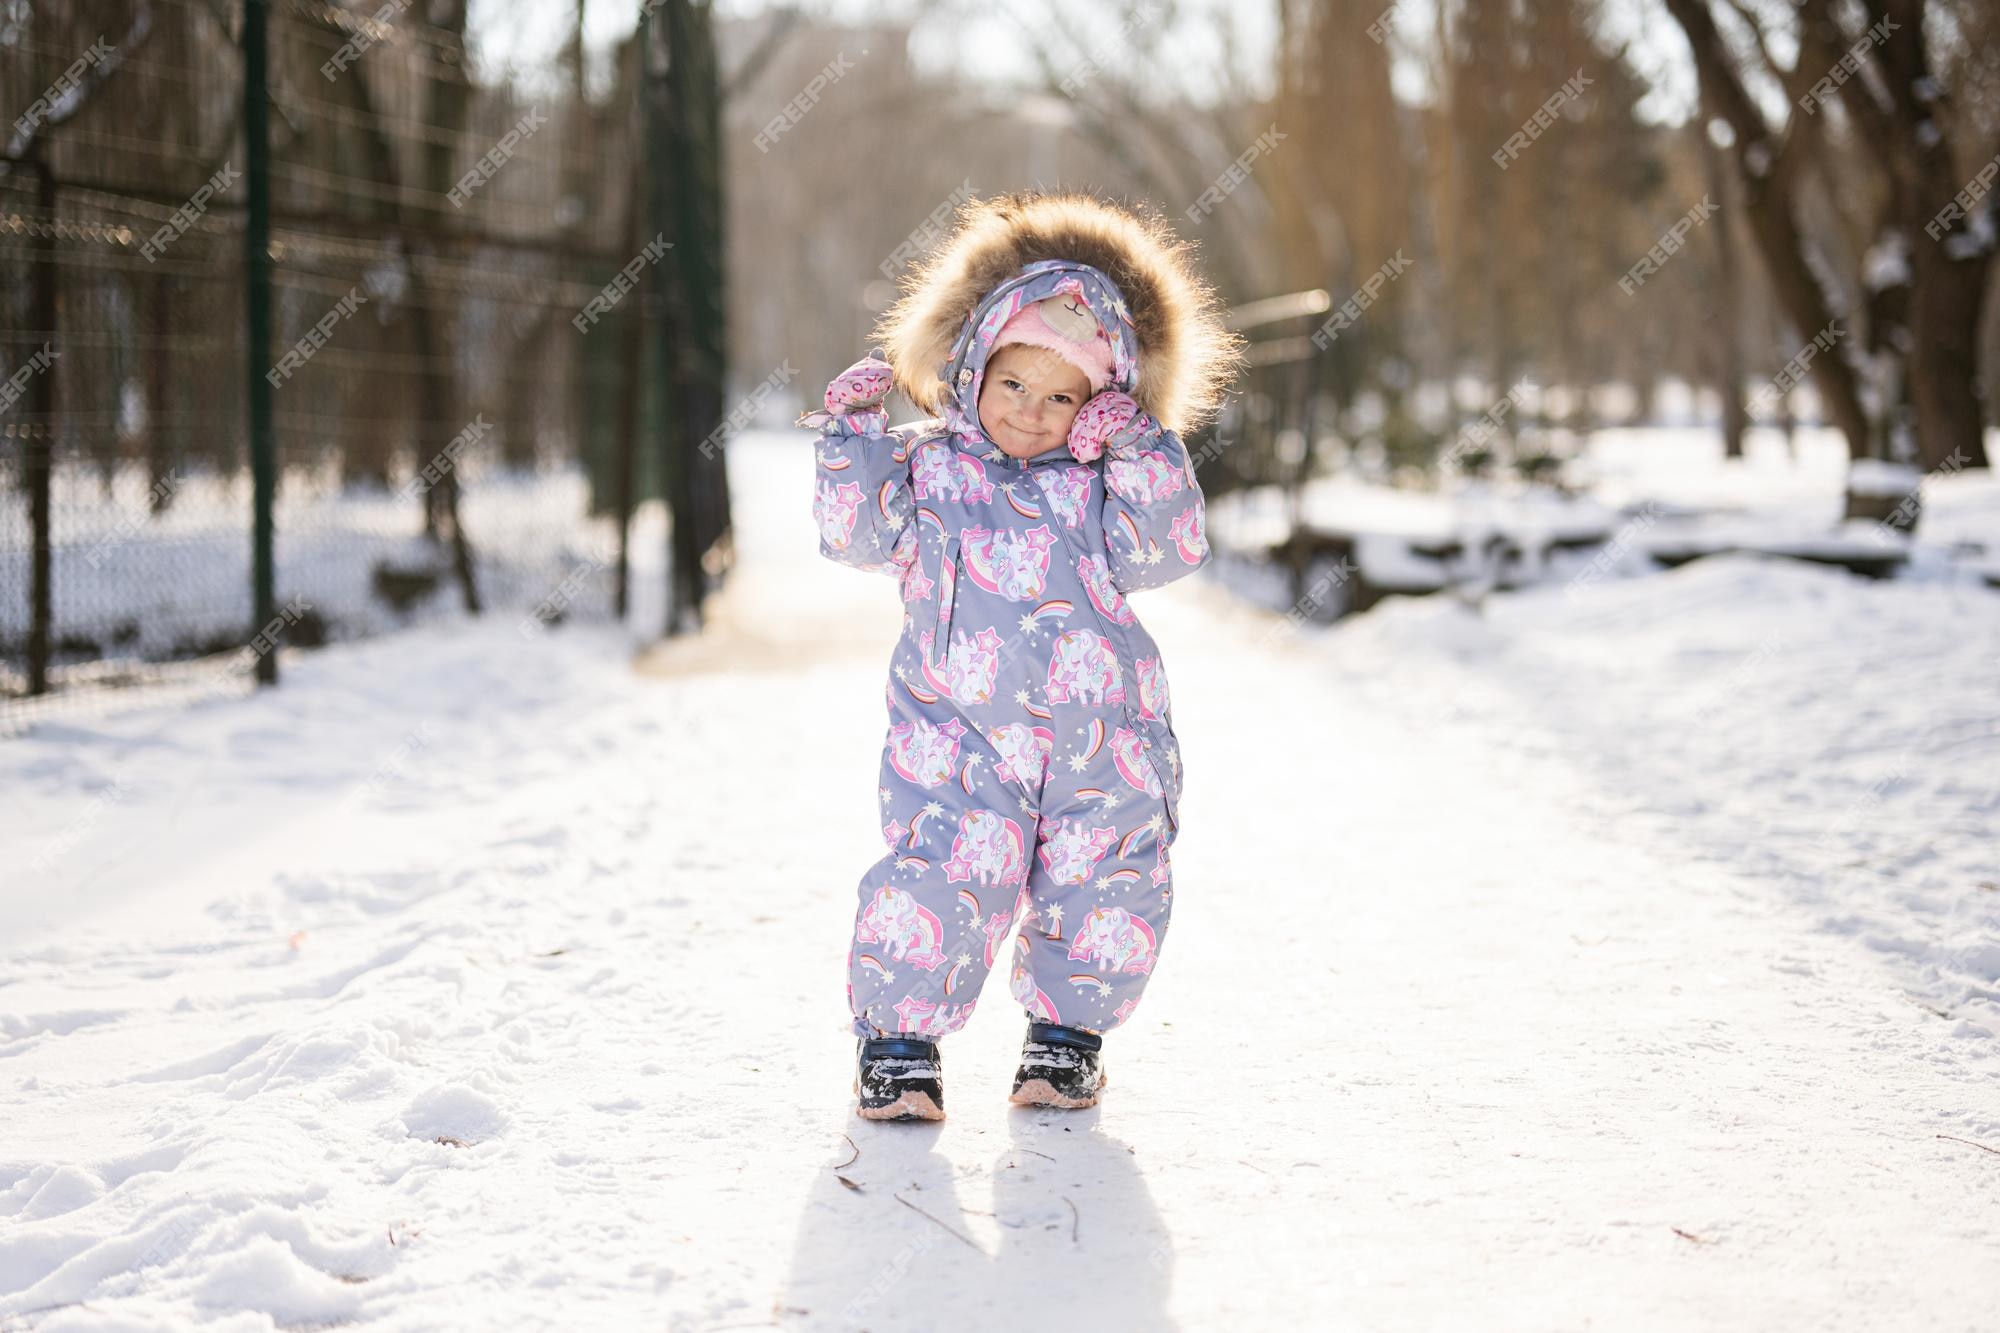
[855,1034,945,1122]
[1009,1022,1106,1109]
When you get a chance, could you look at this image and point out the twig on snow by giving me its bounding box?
[1936,1134,2000,1156]
[1062,1195,1080,1244]
[835,1133,860,1170]
[895,1193,981,1251]
[1671,1227,1710,1244]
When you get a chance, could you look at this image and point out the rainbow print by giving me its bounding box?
[894,855,930,873]
[1030,599,1073,623]
[857,953,888,977]
[1068,973,1114,995]
[1081,718,1106,760]
[1023,698,1053,720]
[957,889,982,916]
[1117,826,1154,859]
[1006,489,1043,520]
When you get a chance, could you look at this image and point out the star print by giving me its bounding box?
[1013,688,1031,707]
[1017,612,1038,634]
[1148,812,1167,836]
[1018,795,1036,813]
[1047,904,1064,929]
[964,754,984,772]
[921,800,944,821]
[893,663,910,682]
[1067,753,1088,773]
[886,510,907,530]
[956,951,973,968]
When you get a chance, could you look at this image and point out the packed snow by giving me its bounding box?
[2,432,1995,1330]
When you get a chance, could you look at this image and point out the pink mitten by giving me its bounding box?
[797,353,893,431]
[1065,390,1149,464]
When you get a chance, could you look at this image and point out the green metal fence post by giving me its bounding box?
[243,0,277,685]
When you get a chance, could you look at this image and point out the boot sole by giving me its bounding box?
[1008,1075,1105,1110]
[855,1089,945,1122]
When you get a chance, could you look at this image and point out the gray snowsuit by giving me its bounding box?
[809,258,1210,1039]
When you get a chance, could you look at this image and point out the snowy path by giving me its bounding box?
[2,437,1994,1331]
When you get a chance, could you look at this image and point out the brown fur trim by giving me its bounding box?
[870,190,1246,435]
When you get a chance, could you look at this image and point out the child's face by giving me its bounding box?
[978,344,1093,459]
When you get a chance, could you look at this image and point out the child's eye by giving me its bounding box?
[1003,379,1024,392]
[1050,394,1074,405]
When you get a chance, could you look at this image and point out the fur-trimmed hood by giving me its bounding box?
[871,191,1245,440]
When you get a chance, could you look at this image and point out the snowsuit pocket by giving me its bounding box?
[1126,707,1182,841]
[918,533,960,670]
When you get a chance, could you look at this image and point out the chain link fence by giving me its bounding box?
[1,0,729,726]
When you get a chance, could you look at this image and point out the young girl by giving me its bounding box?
[802,191,1242,1120]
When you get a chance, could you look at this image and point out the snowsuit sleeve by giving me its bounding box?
[1099,418,1212,593]
[810,409,919,578]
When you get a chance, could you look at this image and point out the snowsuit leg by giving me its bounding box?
[846,655,1038,1039]
[1010,701,1181,1034]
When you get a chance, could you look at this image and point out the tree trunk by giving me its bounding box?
[1663,0,1879,462]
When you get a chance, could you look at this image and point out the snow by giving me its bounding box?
[2,433,1996,1328]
